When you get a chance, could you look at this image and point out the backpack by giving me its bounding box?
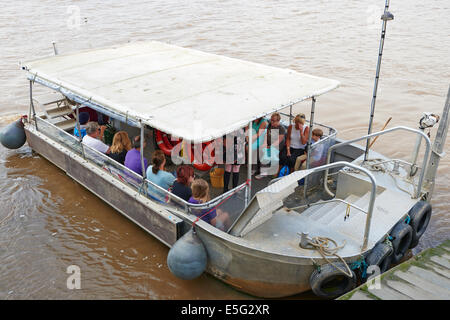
[278,165,290,177]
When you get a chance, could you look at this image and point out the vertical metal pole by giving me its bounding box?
[303,97,316,199]
[289,105,293,126]
[75,106,82,142]
[364,0,393,161]
[29,80,38,131]
[140,123,146,179]
[75,105,86,158]
[247,120,253,204]
[409,130,424,176]
[424,86,450,200]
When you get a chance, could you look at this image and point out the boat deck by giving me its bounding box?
[242,187,417,259]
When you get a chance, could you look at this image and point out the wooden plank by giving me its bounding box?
[408,266,450,290]
[367,285,411,300]
[394,270,450,298]
[430,263,450,279]
[386,279,441,300]
[348,291,374,300]
[430,256,450,269]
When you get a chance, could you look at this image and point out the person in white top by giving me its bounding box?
[82,121,110,154]
[282,113,309,172]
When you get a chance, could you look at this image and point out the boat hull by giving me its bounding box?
[24,124,334,297]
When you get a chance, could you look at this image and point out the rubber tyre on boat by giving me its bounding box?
[309,262,357,299]
[365,241,393,274]
[390,221,413,264]
[408,201,432,249]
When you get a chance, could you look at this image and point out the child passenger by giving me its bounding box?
[188,179,229,230]
[294,128,324,171]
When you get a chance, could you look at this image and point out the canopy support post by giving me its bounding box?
[303,96,316,199]
[140,122,146,180]
[247,120,253,205]
[289,105,293,126]
[29,80,38,131]
[75,105,86,158]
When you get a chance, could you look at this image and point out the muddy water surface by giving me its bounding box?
[0,0,449,299]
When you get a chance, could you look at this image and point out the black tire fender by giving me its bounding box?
[365,241,393,274]
[390,222,413,264]
[309,262,357,299]
[408,201,432,249]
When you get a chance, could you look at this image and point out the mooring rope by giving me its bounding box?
[301,235,354,278]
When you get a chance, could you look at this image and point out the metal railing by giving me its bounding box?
[33,116,249,227]
[323,126,431,199]
[308,161,377,251]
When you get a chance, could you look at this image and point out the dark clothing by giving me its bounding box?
[171,181,192,202]
[108,150,128,165]
[280,147,305,170]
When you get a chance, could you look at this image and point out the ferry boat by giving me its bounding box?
[2,39,448,298]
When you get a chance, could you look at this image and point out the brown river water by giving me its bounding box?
[0,0,449,299]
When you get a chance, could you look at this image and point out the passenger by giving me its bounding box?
[282,113,310,172]
[74,112,90,138]
[171,165,194,202]
[256,112,287,179]
[188,179,230,231]
[223,128,246,193]
[146,150,176,200]
[294,128,324,171]
[82,121,110,154]
[108,131,132,165]
[124,135,148,176]
[249,117,268,176]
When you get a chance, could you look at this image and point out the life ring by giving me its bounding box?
[407,201,432,249]
[309,262,357,299]
[191,142,215,171]
[365,241,393,274]
[389,221,413,264]
[155,129,180,157]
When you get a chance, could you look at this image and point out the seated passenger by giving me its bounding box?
[171,165,194,202]
[146,150,176,200]
[124,135,148,176]
[74,112,90,138]
[82,121,110,154]
[188,179,229,231]
[108,131,132,165]
[294,128,324,171]
[282,113,309,172]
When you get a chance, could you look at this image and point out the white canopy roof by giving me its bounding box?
[23,41,340,141]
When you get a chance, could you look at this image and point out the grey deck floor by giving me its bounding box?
[337,240,450,300]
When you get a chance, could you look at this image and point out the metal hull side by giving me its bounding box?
[25,127,182,247]
[23,125,358,298]
[194,225,354,298]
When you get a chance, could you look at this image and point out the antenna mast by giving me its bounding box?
[364,1,394,160]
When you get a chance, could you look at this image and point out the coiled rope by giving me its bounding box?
[301,235,354,278]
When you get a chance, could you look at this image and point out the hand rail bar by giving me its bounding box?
[308,161,377,251]
[288,198,367,216]
[323,126,431,199]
